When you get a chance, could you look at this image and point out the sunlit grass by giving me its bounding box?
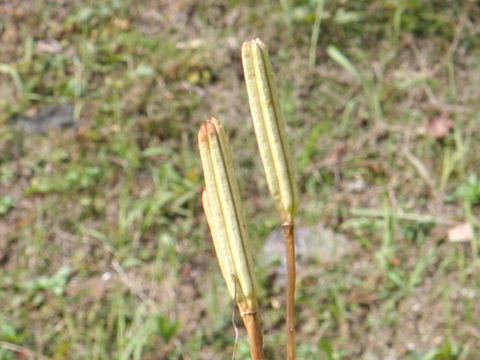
[0,0,479,359]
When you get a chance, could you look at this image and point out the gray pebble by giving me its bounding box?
[261,223,356,284]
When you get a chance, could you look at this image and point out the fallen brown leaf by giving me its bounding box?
[426,116,454,140]
[448,222,473,243]
[37,39,62,54]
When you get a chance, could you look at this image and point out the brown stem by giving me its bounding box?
[240,309,264,360]
[282,221,296,360]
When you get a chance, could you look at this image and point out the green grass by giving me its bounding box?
[1,0,480,359]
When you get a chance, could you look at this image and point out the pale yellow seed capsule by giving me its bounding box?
[242,39,298,222]
[198,117,258,311]
[201,188,239,301]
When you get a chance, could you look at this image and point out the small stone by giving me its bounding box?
[261,223,356,284]
[101,271,112,281]
[9,103,76,134]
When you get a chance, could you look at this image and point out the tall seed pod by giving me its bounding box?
[241,38,298,223]
[242,38,298,360]
[198,117,263,360]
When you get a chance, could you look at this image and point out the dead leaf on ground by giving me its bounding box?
[448,222,474,243]
[347,285,376,305]
[329,141,347,163]
[1,24,19,43]
[426,116,454,140]
[37,39,63,54]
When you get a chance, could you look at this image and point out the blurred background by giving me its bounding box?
[1,0,480,359]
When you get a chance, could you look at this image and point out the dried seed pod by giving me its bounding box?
[242,38,298,223]
[198,117,257,309]
[198,117,263,360]
[243,38,298,360]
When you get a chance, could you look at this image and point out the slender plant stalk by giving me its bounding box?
[283,222,295,360]
[309,0,325,66]
[240,309,264,360]
[242,39,298,360]
[199,117,264,360]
